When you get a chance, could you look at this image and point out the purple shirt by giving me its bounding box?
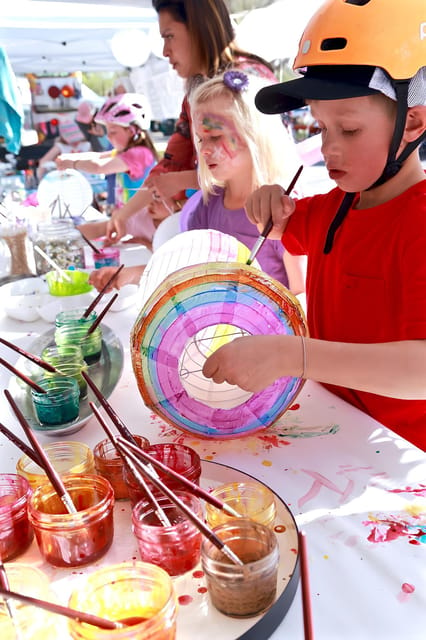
[182,189,289,287]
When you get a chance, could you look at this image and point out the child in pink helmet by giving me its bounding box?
[56,93,159,210]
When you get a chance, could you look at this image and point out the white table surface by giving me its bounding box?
[0,288,425,640]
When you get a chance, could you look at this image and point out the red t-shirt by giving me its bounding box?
[284,179,426,451]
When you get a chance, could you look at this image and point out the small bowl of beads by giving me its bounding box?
[45,270,93,297]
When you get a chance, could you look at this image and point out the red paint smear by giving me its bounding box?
[364,518,425,544]
[192,570,204,579]
[401,583,415,594]
[197,587,208,594]
[178,595,193,606]
[288,403,300,411]
[258,434,291,449]
[388,484,426,497]
[290,547,297,554]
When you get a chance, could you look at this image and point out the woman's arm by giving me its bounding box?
[145,170,199,200]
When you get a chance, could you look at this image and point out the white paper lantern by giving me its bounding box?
[37,169,93,218]
[111,29,151,68]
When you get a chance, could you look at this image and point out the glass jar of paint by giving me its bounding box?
[31,376,80,426]
[0,564,63,639]
[43,360,88,398]
[55,308,97,329]
[93,246,120,269]
[123,443,201,508]
[132,491,203,576]
[201,519,279,618]
[68,561,177,640]
[16,441,95,491]
[0,473,33,561]
[54,323,102,364]
[28,473,114,567]
[93,434,150,500]
[205,481,277,530]
[41,343,84,364]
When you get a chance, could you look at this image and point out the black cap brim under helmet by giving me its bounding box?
[255,65,381,114]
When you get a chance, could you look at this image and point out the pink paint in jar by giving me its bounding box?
[28,473,114,567]
[123,443,201,508]
[0,473,33,561]
[132,491,202,576]
[93,247,120,269]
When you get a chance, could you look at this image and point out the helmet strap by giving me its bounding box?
[368,80,411,189]
[323,192,357,254]
[323,80,425,255]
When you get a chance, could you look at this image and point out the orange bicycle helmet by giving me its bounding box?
[294,0,424,79]
[255,0,426,252]
[256,0,425,114]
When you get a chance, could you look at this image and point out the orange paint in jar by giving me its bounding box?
[28,473,114,567]
[68,562,177,639]
[93,434,150,500]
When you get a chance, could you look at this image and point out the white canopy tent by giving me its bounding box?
[0,1,159,74]
[236,0,326,65]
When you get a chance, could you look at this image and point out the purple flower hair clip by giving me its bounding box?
[223,70,249,92]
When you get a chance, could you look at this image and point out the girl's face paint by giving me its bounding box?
[193,98,251,182]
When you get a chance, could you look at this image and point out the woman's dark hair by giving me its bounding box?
[152,0,273,77]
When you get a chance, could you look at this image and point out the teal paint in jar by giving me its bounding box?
[31,377,80,425]
[55,308,97,329]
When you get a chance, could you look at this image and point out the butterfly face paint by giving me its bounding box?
[194,106,246,165]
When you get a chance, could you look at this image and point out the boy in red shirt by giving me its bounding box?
[202,0,426,450]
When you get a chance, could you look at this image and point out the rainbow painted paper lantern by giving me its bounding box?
[131,230,307,439]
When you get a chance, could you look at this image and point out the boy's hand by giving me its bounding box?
[202,335,290,393]
[246,185,296,240]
